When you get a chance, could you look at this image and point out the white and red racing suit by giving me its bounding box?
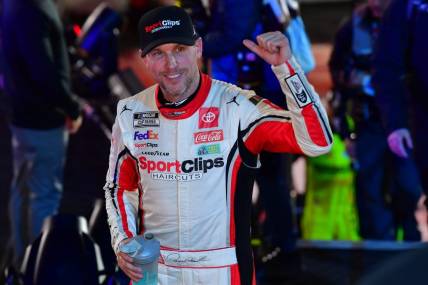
[104,58,333,285]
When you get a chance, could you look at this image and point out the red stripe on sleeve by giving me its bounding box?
[139,182,145,234]
[117,156,139,238]
[118,157,139,189]
[244,121,302,154]
[117,188,133,238]
[301,105,329,147]
[285,61,295,75]
[229,156,242,246]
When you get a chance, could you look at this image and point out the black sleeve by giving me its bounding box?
[16,6,80,119]
[372,0,409,133]
[328,18,353,137]
[329,18,353,90]
[202,0,260,58]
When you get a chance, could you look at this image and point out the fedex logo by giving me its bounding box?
[134,130,159,141]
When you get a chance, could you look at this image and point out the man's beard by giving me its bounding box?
[160,73,195,101]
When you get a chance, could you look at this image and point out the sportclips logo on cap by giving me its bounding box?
[145,19,181,34]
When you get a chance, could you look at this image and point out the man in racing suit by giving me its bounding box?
[104,6,332,285]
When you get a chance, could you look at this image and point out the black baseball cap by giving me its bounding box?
[138,6,199,56]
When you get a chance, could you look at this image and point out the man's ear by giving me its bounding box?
[195,38,203,58]
[140,49,149,67]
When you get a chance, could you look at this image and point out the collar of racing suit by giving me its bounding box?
[155,73,212,120]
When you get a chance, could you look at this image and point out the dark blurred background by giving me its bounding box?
[0,0,353,255]
[0,0,347,270]
[4,0,427,284]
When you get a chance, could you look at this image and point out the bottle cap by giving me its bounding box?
[120,233,160,265]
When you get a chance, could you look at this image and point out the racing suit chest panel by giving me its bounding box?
[120,83,243,250]
[171,83,240,250]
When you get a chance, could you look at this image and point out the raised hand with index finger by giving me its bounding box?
[243,31,292,66]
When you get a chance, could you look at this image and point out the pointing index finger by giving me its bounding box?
[243,39,264,58]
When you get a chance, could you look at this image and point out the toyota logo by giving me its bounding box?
[202,112,216,123]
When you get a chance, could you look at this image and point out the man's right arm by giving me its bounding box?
[238,57,333,158]
[104,104,140,253]
[241,32,333,157]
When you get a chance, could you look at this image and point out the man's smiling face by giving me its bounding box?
[142,38,202,102]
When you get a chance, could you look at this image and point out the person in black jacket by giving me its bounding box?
[329,0,422,241]
[373,0,428,202]
[2,0,82,266]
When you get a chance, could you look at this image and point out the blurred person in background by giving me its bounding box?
[61,0,128,15]
[372,0,428,211]
[329,0,422,241]
[302,93,360,241]
[2,0,82,267]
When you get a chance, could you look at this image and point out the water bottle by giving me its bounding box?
[120,233,160,285]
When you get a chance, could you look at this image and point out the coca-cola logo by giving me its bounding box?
[194,130,224,144]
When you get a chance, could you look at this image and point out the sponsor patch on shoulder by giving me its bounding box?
[285,74,313,108]
[134,112,160,127]
[249,95,264,106]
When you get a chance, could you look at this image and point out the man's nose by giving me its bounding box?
[165,53,177,68]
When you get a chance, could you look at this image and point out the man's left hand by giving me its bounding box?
[243,31,291,66]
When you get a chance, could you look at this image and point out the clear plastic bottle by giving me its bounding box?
[120,233,160,285]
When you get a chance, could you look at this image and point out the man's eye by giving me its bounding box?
[150,50,163,57]
[176,46,186,53]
